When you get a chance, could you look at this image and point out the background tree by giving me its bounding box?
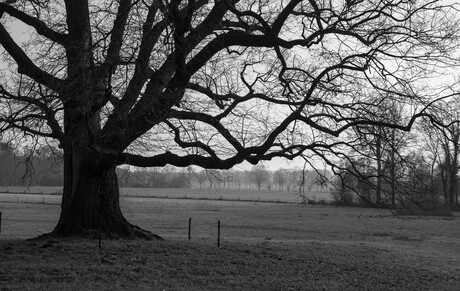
[295,162,310,204]
[273,168,288,191]
[420,100,460,211]
[194,169,208,189]
[384,104,409,208]
[332,157,375,206]
[250,164,269,191]
[397,151,441,212]
[0,142,17,186]
[349,98,411,207]
[0,141,63,187]
[0,1,458,238]
[232,170,244,189]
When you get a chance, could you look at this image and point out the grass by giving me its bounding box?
[1,239,459,290]
[0,186,333,203]
[1,196,460,290]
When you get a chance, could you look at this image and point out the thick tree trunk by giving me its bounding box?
[33,6,163,240]
[48,150,162,240]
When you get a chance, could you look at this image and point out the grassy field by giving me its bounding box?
[1,197,460,290]
[0,186,332,203]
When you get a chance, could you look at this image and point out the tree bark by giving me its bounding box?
[448,164,457,209]
[49,153,162,239]
[390,150,396,208]
[375,134,382,206]
[388,130,397,209]
[42,103,162,240]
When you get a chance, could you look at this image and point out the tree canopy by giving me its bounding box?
[1,0,458,167]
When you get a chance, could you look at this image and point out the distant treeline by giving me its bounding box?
[117,165,330,192]
[0,143,63,187]
[117,167,191,188]
[0,143,328,192]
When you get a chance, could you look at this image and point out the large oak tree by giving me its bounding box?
[0,0,458,238]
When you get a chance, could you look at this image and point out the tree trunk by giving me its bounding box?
[448,165,457,209]
[389,132,397,209]
[456,187,459,207]
[47,150,162,240]
[375,134,382,206]
[390,160,396,208]
[440,162,449,209]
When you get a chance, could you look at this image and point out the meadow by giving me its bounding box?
[0,186,331,204]
[0,188,459,290]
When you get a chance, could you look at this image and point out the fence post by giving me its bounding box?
[99,215,102,248]
[217,221,221,248]
[188,217,191,240]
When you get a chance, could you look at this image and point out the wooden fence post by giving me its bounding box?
[99,215,102,248]
[217,221,221,248]
[188,218,192,240]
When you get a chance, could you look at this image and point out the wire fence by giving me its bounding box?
[0,188,333,240]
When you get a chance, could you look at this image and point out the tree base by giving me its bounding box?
[33,223,163,241]
[49,164,164,241]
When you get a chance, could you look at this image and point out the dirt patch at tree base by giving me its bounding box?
[0,239,458,290]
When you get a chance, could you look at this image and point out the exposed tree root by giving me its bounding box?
[31,224,164,241]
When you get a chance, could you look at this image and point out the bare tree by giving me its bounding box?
[0,1,458,238]
[296,162,309,204]
[273,168,288,191]
[232,170,244,189]
[351,99,411,207]
[250,164,269,191]
[194,169,208,189]
[0,142,17,186]
[421,100,460,210]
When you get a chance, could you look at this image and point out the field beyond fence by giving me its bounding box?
[0,186,332,204]
[0,191,459,290]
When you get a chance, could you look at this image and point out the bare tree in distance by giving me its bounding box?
[349,98,412,207]
[273,168,288,191]
[250,164,269,191]
[421,100,460,211]
[0,1,458,238]
[194,169,208,189]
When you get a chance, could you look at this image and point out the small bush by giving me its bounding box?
[451,205,460,212]
[396,201,452,217]
[331,190,356,206]
[372,232,392,238]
